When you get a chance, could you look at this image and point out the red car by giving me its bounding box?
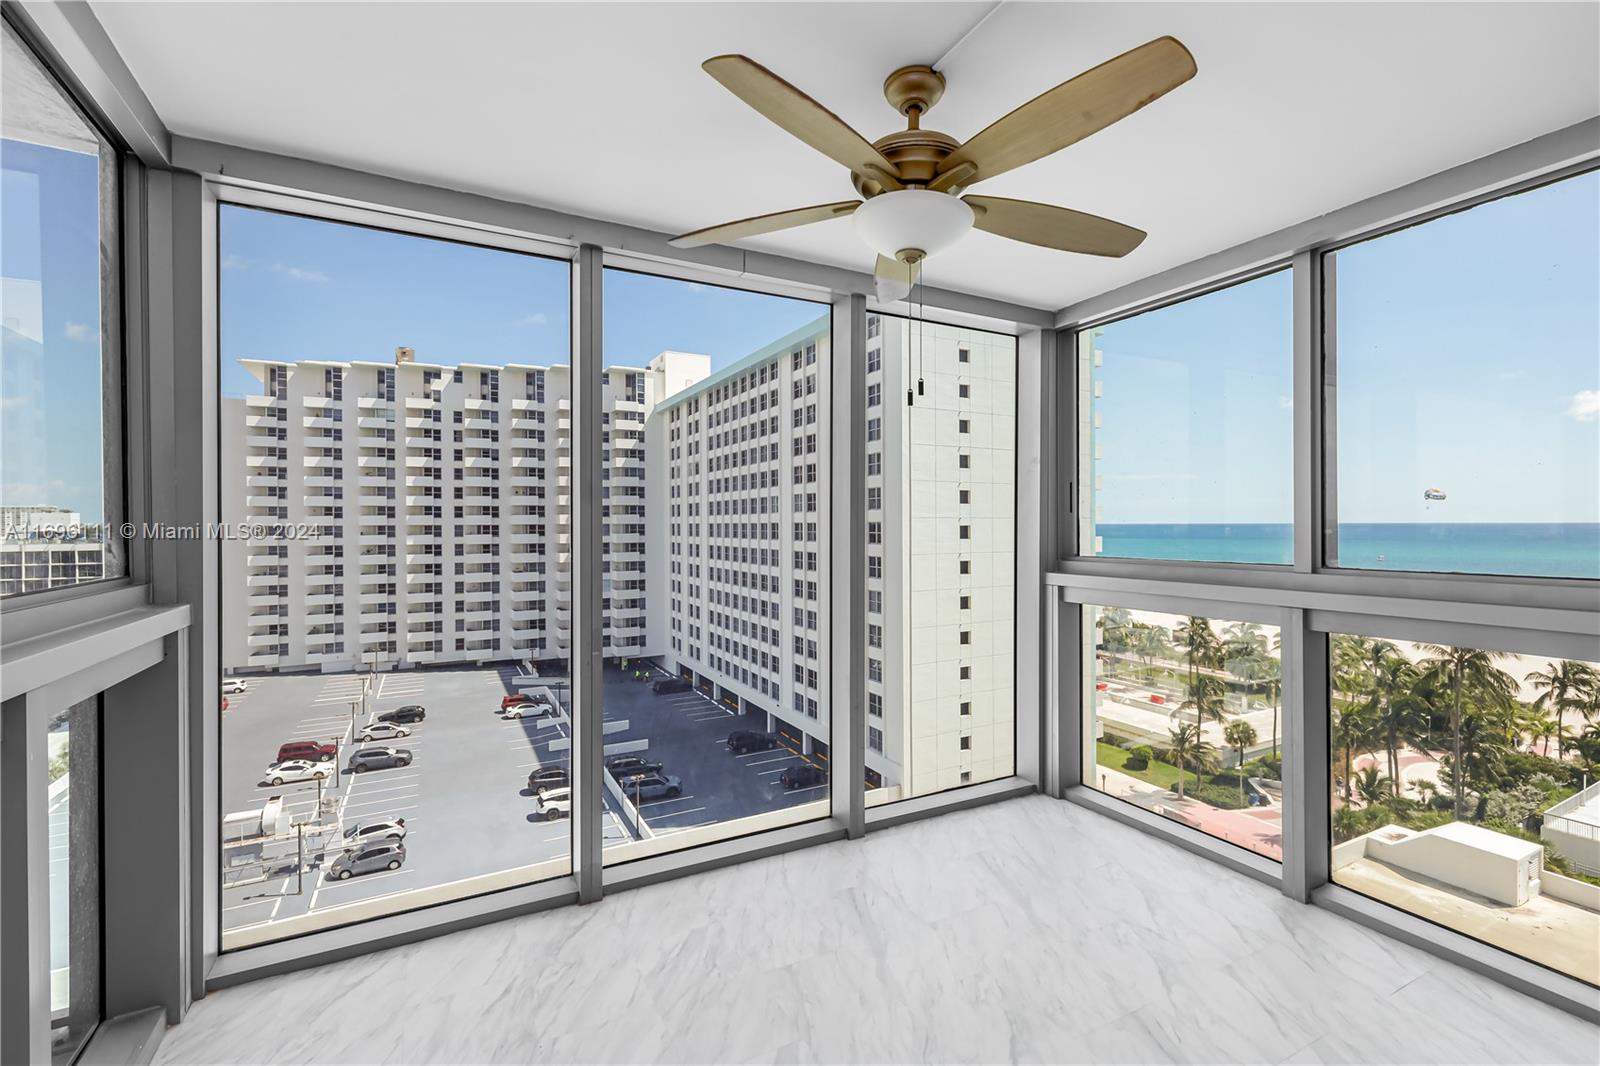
[502,692,550,712]
[276,740,337,764]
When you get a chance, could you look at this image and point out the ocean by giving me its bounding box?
[1093,523,1600,579]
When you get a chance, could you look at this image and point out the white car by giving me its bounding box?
[341,818,408,847]
[264,759,333,786]
[533,786,571,820]
[222,678,248,695]
[358,722,412,742]
[502,702,558,721]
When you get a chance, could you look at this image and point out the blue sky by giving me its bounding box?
[1091,170,1599,525]
[219,206,822,396]
[1,139,107,523]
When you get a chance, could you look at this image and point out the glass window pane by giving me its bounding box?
[1084,605,1284,861]
[1328,633,1599,985]
[218,205,570,947]
[600,269,831,862]
[863,314,1017,805]
[1,22,123,598]
[1326,171,1600,578]
[50,696,100,1063]
[1077,270,1293,564]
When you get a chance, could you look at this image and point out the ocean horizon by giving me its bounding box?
[1093,522,1600,579]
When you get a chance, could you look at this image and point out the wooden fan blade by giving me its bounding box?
[703,55,902,188]
[940,37,1196,184]
[668,200,861,249]
[874,255,920,303]
[965,196,1146,257]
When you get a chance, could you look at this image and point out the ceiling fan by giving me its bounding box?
[669,36,1196,301]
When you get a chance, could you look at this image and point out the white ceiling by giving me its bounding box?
[93,2,1599,311]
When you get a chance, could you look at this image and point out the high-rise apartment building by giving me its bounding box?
[222,318,1015,801]
[220,349,710,673]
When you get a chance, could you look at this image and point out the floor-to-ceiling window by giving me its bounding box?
[861,313,1018,806]
[0,19,123,597]
[599,268,833,862]
[217,202,572,947]
[1066,163,1599,997]
[47,696,101,1063]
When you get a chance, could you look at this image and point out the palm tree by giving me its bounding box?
[1224,719,1258,806]
[1159,722,1216,802]
[1353,765,1392,805]
[1097,607,1133,676]
[1331,699,1376,803]
[1525,660,1598,760]
[1366,651,1426,798]
[1180,673,1228,736]
[1173,617,1222,730]
[1419,643,1516,820]
[1259,655,1282,759]
[1132,625,1169,679]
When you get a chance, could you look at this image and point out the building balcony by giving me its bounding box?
[405,475,441,488]
[357,396,393,411]
[243,394,278,409]
[403,396,438,410]
[463,397,497,411]
[245,651,282,667]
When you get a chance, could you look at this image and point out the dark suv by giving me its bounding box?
[348,747,412,773]
[379,705,426,724]
[527,766,570,792]
[604,754,664,778]
[779,764,828,790]
[276,740,336,764]
[652,677,691,695]
[726,730,781,755]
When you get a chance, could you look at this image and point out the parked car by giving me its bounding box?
[502,700,558,721]
[779,764,828,791]
[276,740,336,764]
[358,721,412,743]
[222,678,248,695]
[348,747,412,773]
[527,766,570,792]
[652,677,692,695]
[379,705,426,725]
[726,730,781,755]
[616,772,683,801]
[329,842,405,880]
[604,754,663,778]
[533,787,571,820]
[341,818,407,845]
[263,760,333,786]
[501,692,550,712]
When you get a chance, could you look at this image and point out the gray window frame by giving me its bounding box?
[1047,122,1600,1022]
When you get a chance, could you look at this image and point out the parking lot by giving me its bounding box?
[220,660,828,942]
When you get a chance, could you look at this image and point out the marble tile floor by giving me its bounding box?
[155,794,1599,1065]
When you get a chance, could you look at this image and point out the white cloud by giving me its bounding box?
[63,322,92,341]
[1106,473,1200,482]
[1568,389,1600,422]
[517,313,548,327]
[270,263,330,283]
[221,253,249,271]
[681,281,705,293]
[1277,395,1293,409]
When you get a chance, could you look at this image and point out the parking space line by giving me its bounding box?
[341,801,418,816]
[742,753,796,765]
[757,766,798,775]
[638,794,696,807]
[340,782,418,799]
[317,867,415,893]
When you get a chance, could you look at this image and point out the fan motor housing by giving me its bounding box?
[853,128,961,195]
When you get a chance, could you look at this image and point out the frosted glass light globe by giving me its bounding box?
[853,188,973,262]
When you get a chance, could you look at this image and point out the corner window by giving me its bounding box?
[1,22,124,597]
